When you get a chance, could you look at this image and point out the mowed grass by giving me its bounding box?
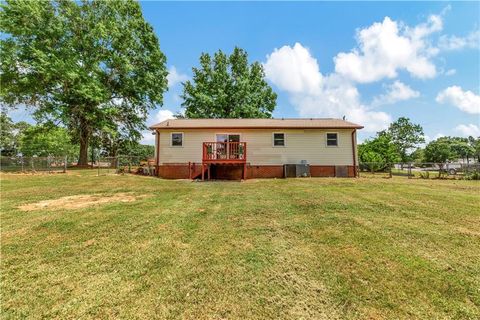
[1,171,479,319]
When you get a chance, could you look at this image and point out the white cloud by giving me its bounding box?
[372,81,420,106]
[433,133,446,140]
[140,131,156,145]
[444,69,456,76]
[436,86,480,114]
[334,15,442,83]
[455,124,480,137]
[263,43,322,95]
[424,133,446,144]
[155,109,175,123]
[141,109,176,145]
[439,29,480,51]
[264,43,391,132]
[167,66,189,88]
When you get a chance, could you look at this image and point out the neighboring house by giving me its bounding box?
[149,118,363,179]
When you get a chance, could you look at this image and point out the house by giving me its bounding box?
[149,118,363,179]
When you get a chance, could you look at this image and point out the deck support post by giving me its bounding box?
[243,163,247,180]
[201,163,204,181]
[207,164,211,180]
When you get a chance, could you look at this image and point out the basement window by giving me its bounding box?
[171,132,183,147]
[273,133,285,147]
[326,133,338,147]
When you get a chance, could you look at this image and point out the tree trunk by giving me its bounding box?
[78,128,89,166]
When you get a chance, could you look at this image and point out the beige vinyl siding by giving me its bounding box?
[158,129,355,165]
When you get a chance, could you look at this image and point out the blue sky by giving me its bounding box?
[8,1,480,144]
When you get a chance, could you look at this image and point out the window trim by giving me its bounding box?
[326,132,339,147]
[272,132,286,147]
[170,132,184,147]
[214,133,242,142]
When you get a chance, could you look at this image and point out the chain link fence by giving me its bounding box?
[0,156,68,173]
[2,156,478,180]
[96,156,155,176]
[0,155,156,176]
[359,162,480,180]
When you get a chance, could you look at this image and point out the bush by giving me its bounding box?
[359,151,387,172]
[462,170,480,180]
[419,171,430,179]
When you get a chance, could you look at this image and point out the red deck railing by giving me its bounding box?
[202,142,247,163]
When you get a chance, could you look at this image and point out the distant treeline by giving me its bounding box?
[0,113,154,160]
[359,117,480,166]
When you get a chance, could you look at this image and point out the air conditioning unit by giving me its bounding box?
[296,162,310,177]
[284,161,310,178]
[335,165,348,177]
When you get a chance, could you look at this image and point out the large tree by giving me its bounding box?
[381,117,425,163]
[1,0,168,165]
[181,47,277,118]
[449,137,475,162]
[424,137,454,165]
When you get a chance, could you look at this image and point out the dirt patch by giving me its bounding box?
[18,193,144,211]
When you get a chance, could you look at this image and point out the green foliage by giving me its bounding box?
[0,0,168,165]
[359,150,386,172]
[410,148,425,166]
[463,170,480,180]
[359,133,400,169]
[359,117,424,167]
[449,137,475,160]
[0,112,31,156]
[19,125,78,157]
[424,136,478,165]
[181,47,277,118]
[380,117,425,163]
[424,138,454,164]
[468,136,480,161]
[0,112,16,155]
[419,171,430,179]
[94,129,154,159]
[119,143,154,160]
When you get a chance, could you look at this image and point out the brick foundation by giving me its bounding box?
[157,163,357,179]
[248,165,284,178]
[348,166,356,177]
[310,166,335,177]
[310,165,356,177]
[157,164,190,179]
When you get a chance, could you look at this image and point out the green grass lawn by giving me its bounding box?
[1,171,479,319]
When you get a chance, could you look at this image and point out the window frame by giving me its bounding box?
[214,133,242,143]
[170,132,184,147]
[272,132,286,147]
[326,132,339,147]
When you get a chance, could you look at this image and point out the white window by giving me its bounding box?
[171,132,183,147]
[326,133,338,147]
[273,133,285,147]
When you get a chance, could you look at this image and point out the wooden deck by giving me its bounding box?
[202,142,247,180]
[202,142,247,163]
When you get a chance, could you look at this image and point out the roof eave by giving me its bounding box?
[149,125,364,130]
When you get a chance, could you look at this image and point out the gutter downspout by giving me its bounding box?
[155,130,160,177]
[351,129,358,177]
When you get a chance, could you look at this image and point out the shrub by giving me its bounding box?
[463,170,480,180]
[419,171,430,179]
